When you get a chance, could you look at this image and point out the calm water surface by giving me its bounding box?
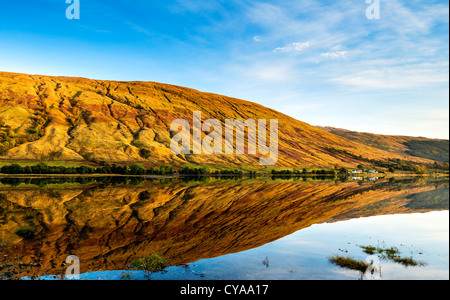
[0,176,448,280]
[76,210,449,280]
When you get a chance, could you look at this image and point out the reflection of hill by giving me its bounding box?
[326,181,448,222]
[405,188,449,210]
[0,178,447,278]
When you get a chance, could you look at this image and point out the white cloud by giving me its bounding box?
[320,50,347,60]
[274,42,310,54]
[381,0,449,36]
[330,63,449,89]
[158,0,448,139]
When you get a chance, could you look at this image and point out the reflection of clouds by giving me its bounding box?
[277,211,448,279]
[380,263,448,280]
[328,268,357,280]
[420,232,449,243]
[378,211,449,243]
[281,240,322,246]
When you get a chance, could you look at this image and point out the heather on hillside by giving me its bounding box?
[0,72,438,170]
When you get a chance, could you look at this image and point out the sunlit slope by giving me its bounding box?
[0,71,433,167]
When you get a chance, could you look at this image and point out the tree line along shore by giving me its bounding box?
[0,159,448,176]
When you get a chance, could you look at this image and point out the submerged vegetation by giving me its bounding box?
[359,245,426,267]
[328,255,371,273]
[328,243,427,279]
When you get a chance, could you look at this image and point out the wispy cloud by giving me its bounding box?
[381,0,449,36]
[320,50,347,60]
[274,42,310,54]
[330,62,449,89]
[125,21,152,36]
[169,0,225,14]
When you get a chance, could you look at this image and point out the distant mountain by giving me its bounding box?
[0,71,433,168]
[317,126,449,163]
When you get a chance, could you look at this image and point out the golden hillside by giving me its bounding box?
[0,71,433,168]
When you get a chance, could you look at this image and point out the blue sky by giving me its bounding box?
[0,0,448,139]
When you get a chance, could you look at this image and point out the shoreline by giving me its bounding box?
[0,173,447,180]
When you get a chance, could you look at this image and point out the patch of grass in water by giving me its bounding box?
[360,246,377,255]
[360,245,400,257]
[390,256,426,267]
[359,245,426,267]
[328,255,370,273]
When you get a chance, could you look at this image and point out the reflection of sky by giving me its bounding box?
[196,210,449,280]
[40,210,448,280]
[277,210,449,280]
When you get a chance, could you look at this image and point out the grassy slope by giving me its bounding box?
[0,71,434,169]
[317,126,449,163]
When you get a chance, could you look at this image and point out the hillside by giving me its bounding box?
[0,71,434,169]
[317,126,449,163]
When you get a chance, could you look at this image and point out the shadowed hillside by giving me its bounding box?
[0,71,434,168]
[317,126,449,163]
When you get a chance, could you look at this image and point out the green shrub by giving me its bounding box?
[15,226,36,240]
[131,253,170,280]
[139,148,151,159]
